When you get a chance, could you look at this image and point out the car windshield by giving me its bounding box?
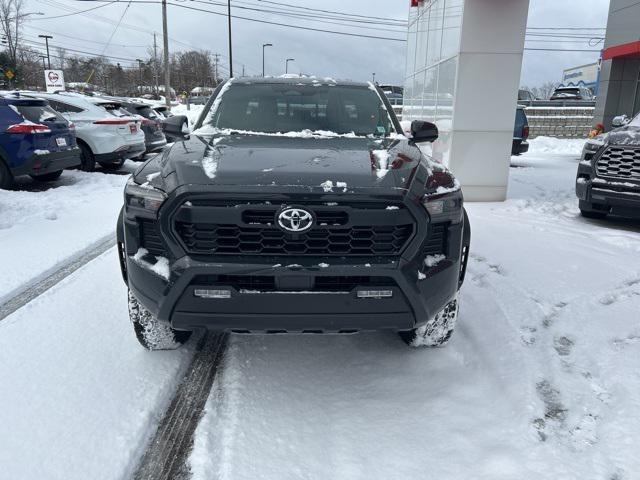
[204,83,396,136]
[553,88,580,97]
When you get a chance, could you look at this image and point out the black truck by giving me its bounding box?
[576,112,640,219]
[117,77,470,350]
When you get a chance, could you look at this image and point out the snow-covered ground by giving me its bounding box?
[0,162,137,303]
[1,138,639,480]
[189,141,640,479]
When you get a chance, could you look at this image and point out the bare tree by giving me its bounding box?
[0,0,24,68]
[56,47,67,70]
[524,81,560,101]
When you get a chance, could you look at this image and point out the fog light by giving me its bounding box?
[194,289,232,299]
[357,290,393,299]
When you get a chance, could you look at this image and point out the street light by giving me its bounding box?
[372,73,376,83]
[38,34,52,69]
[262,43,272,77]
[285,58,295,74]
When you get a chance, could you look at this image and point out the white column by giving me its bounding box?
[448,0,530,201]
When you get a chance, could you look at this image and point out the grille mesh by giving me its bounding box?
[596,146,640,181]
[176,222,413,256]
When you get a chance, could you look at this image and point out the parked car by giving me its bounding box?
[27,92,145,171]
[576,111,640,219]
[550,86,594,101]
[117,77,471,350]
[105,97,167,156]
[0,93,80,189]
[512,105,530,155]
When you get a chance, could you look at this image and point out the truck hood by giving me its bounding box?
[152,133,425,194]
[606,126,640,147]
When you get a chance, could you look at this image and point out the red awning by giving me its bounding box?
[602,40,640,60]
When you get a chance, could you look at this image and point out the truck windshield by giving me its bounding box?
[204,83,396,136]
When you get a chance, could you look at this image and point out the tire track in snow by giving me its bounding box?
[133,332,228,480]
[0,233,115,322]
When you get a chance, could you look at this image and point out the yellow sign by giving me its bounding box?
[5,69,14,80]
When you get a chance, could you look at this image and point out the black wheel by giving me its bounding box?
[0,159,13,190]
[128,290,192,350]
[29,170,63,182]
[399,297,459,348]
[78,143,96,172]
[99,159,125,171]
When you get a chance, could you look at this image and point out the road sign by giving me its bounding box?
[5,69,14,80]
[45,69,65,92]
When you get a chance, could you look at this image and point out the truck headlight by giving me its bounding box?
[125,177,166,215]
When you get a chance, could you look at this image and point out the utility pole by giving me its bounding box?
[162,0,171,106]
[153,32,159,97]
[242,64,245,77]
[372,72,376,83]
[262,43,272,77]
[39,55,46,70]
[38,35,52,69]
[136,59,144,94]
[227,0,233,77]
[212,53,220,85]
[285,58,294,74]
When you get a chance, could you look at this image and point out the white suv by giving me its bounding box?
[27,92,145,171]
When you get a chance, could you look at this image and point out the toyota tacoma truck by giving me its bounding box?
[576,112,640,219]
[117,77,471,350]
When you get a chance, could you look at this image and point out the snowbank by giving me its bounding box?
[528,136,585,156]
[171,103,205,128]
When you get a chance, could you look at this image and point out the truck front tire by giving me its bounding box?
[128,290,192,350]
[398,297,459,348]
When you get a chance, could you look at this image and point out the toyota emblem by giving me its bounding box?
[277,207,314,233]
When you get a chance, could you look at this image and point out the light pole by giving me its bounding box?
[38,34,52,69]
[161,0,171,106]
[262,43,272,77]
[39,55,46,70]
[227,0,233,77]
[285,58,294,74]
[136,58,143,93]
[372,73,376,83]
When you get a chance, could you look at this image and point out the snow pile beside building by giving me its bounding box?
[528,136,585,156]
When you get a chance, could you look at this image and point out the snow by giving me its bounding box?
[132,247,170,280]
[0,249,192,479]
[424,254,446,268]
[171,103,205,128]
[33,149,51,155]
[527,136,585,155]
[0,163,137,303]
[193,126,362,138]
[371,149,390,178]
[189,139,640,480]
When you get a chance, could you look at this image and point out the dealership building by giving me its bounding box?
[595,0,640,129]
[403,0,529,201]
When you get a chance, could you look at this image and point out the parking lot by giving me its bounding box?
[1,138,638,480]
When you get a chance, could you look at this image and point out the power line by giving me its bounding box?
[68,0,408,42]
[32,0,118,19]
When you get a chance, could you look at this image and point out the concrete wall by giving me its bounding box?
[526,107,595,139]
[403,0,529,202]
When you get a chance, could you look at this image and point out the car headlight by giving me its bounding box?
[124,177,166,216]
[422,171,463,223]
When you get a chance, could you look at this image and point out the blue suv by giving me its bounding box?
[0,94,81,189]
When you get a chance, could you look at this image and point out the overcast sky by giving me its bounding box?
[25,0,610,88]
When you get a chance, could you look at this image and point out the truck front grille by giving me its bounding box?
[176,222,413,256]
[596,146,640,181]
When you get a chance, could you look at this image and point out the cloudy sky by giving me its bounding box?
[24,0,610,88]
